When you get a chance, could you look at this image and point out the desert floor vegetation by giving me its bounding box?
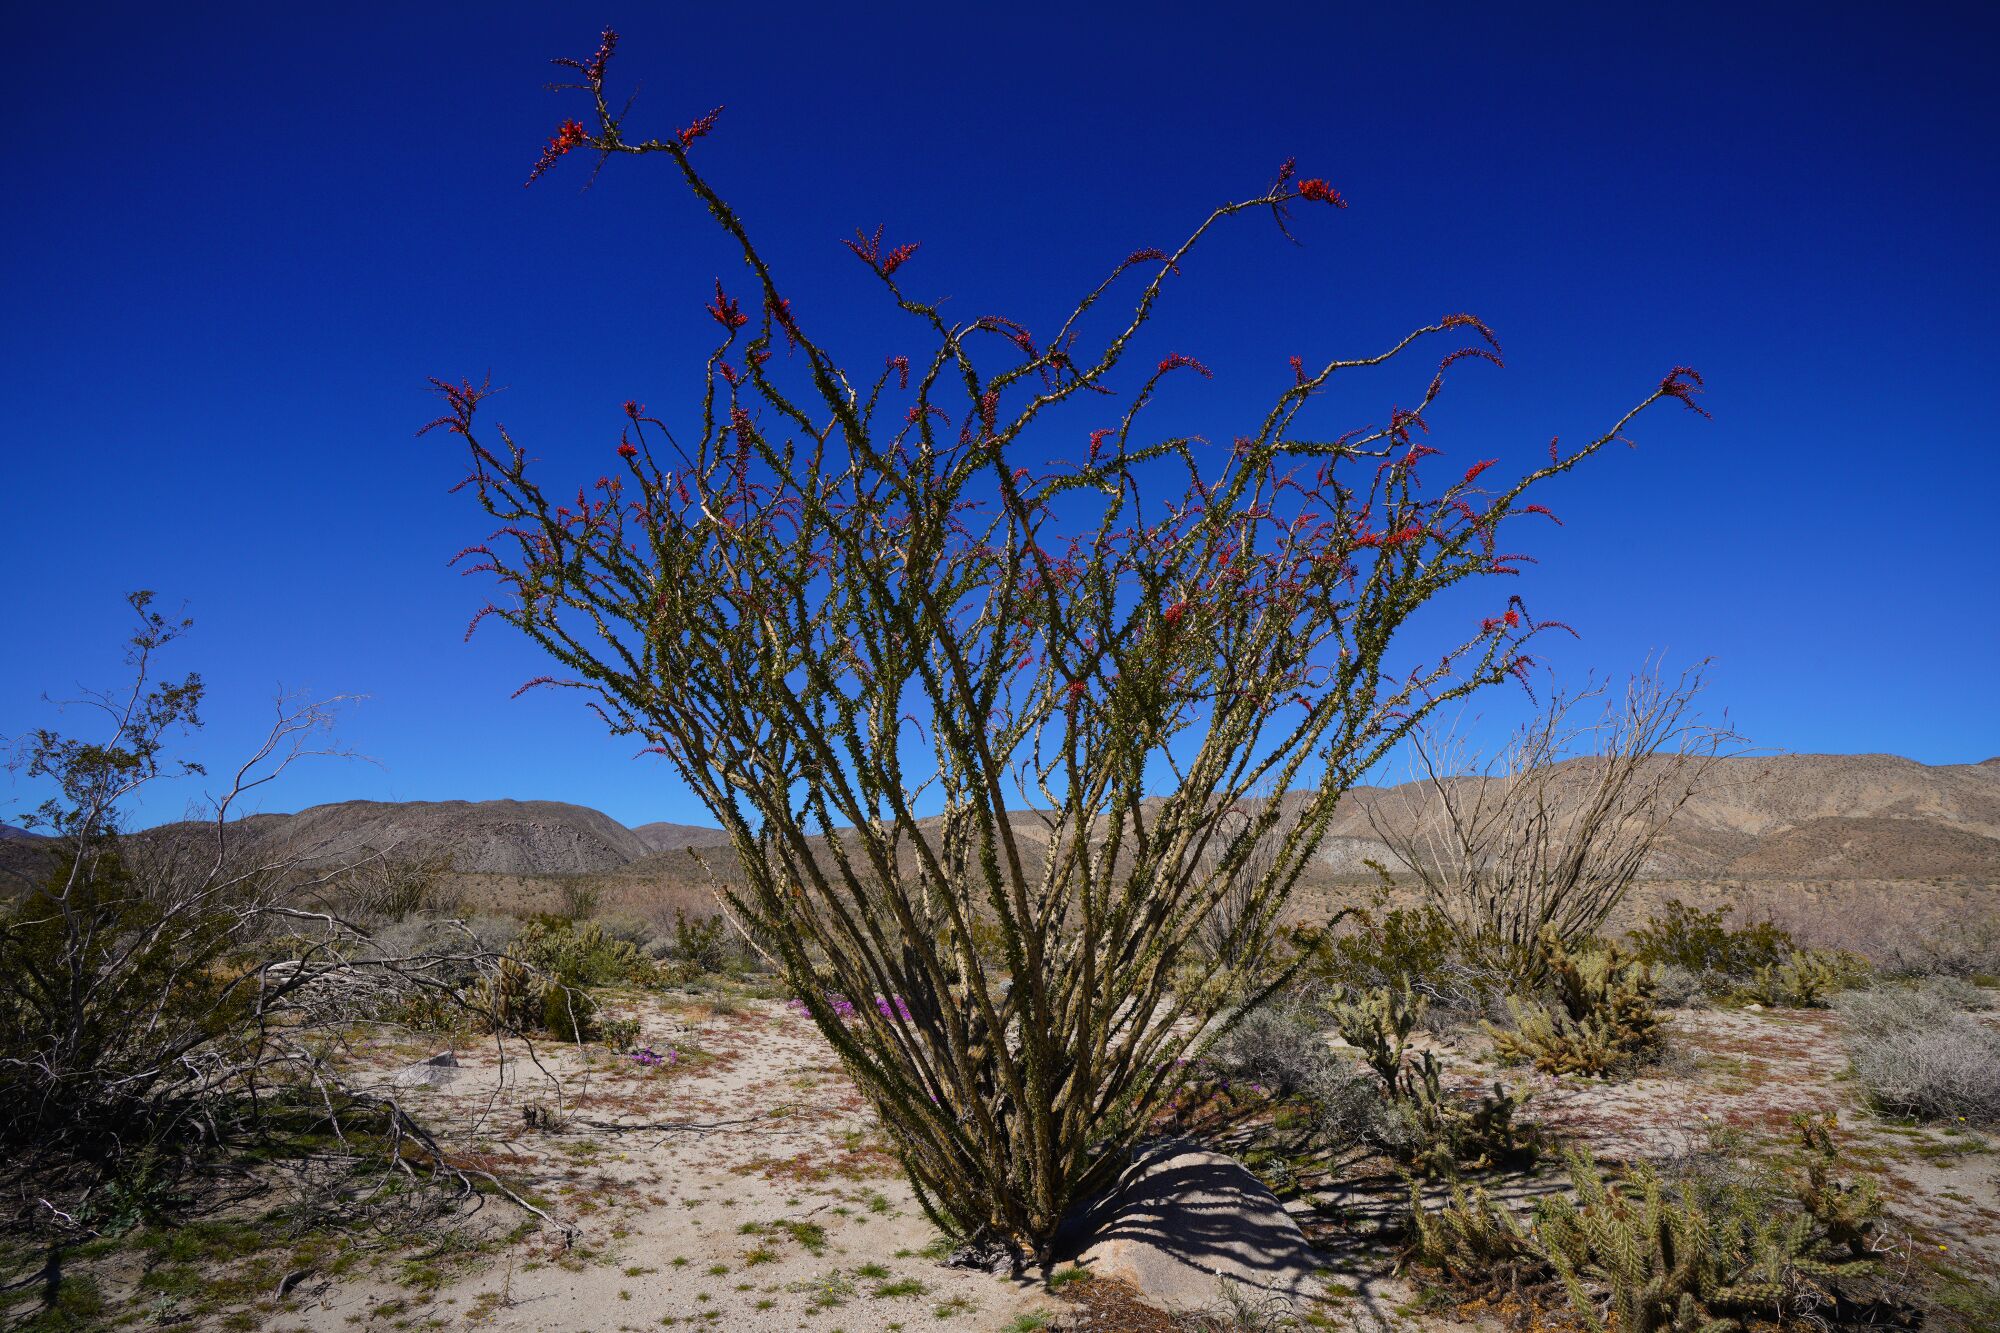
[3,619,1998,1331]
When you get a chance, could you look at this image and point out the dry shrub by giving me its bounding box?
[1737,886,2000,981]
[1836,987,2000,1123]
[1212,1001,1380,1148]
[1374,662,1742,981]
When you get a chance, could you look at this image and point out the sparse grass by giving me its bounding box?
[776,1219,829,1254]
[787,1270,856,1309]
[871,1277,927,1298]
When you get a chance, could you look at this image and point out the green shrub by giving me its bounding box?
[1302,906,1502,1023]
[664,907,731,974]
[511,918,651,987]
[1627,899,1793,986]
[539,981,598,1042]
[1486,931,1662,1077]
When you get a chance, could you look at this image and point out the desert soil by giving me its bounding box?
[26,991,1998,1332]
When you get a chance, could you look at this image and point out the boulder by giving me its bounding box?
[1059,1140,1324,1313]
[391,1050,461,1088]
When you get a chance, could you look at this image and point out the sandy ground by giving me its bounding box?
[15,989,1994,1331]
[277,994,1055,1332]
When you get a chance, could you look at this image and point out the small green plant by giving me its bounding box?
[667,908,731,974]
[1486,931,1662,1077]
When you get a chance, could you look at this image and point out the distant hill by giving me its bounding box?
[630,822,736,854]
[1313,753,2000,881]
[6,754,1994,893]
[222,799,656,875]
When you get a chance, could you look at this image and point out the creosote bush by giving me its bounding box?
[0,595,347,1166]
[1627,899,1795,995]
[1300,905,1506,1026]
[441,28,1704,1262]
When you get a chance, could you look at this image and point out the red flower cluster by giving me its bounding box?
[617,441,639,460]
[417,375,493,438]
[887,354,910,390]
[1157,353,1212,378]
[526,119,589,186]
[1659,365,1710,417]
[768,296,800,351]
[1460,458,1498,486]
[843,226,921,278]
[706,281,748,330]
[1296,179,1346,207]
[624,400,643,418]
[677,106,724,149]
[1355,524,1425,551]
[1290,354,1307,387]
[1162,601,1186,628]
[585,28,618,87]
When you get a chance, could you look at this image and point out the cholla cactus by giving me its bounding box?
[1488,930,1663,1076]
[439,29,1705,1264]
[1330,984,1537,1174]
[1406,1178,1537,1286]
[1538,1152,1874,1333]
[1790,1112,1880,1256]
[1328,981,1423,1088]
[1409,1121,1880,1332]
[1745,949,1867,1009]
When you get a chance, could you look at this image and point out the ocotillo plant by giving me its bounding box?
[435,28,1708,1264]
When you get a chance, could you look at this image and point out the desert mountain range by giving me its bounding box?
[5,753,1995,886]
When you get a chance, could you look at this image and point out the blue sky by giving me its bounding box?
[3,3,1996,831]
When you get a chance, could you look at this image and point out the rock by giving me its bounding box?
[1058,1140,1324,1314]
[391,1050,461,1088]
